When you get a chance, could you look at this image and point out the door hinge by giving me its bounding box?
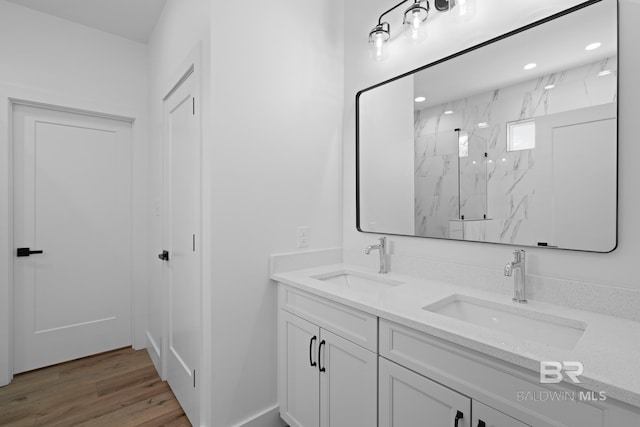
[193,369,196,388]
[192,97,195,115]
[192,234,196,252]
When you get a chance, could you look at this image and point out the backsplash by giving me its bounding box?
[390,252,640,322]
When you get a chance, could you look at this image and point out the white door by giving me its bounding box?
[379,357,471,427]
[12,104,132,374]
[162,69,201,425]
[473,401,530,427]
[278,310,320,427]
[551,118,617,251]
[534,103,617,251]
[319,329,377,427]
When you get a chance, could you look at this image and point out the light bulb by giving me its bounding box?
[413,11,421,30]
[451,0,476,21]
[403,1,428,44]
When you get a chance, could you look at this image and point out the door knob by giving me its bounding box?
[16,247,44,257]
[158,250,169,261]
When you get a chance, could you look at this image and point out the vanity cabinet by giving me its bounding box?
[278,286,377,427]
[276,281,640,427]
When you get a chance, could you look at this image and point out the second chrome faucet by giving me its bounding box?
[505,249,527,303]
[365,237,388,274]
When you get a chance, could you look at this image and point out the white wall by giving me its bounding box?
[0,0,148,386]
[359,77,415,235]
[208,0,344,425]
[145,0,211,423]
[344,0,640,290]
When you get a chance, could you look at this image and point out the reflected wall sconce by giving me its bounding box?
[369,0,477,61]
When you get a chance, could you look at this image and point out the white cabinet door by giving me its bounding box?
[319,329,377,427]
[279,310,320,427]
[473,401,530,427]
[379,357,471,427]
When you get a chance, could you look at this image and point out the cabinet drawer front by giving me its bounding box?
[279,285,377,352]
[380,320,605,427]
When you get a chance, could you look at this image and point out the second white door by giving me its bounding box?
[162,68,201,425]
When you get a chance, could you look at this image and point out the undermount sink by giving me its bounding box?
[312,270,403,293]
[424,294,586,350]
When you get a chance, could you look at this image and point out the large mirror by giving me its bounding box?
[357,0,617,252]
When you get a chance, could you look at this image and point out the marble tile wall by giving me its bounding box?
[414,56,617,244]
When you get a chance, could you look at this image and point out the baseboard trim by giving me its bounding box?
[145,331,162,378]
[233,404,286,427]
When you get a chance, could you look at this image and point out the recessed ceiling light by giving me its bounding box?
[544,84,555,90]
[477,122,489,128]
[523,63,537,70]
[415,96,426,102]
[444,110,454,115]
[585,42,602,51]
[598,70,612,77]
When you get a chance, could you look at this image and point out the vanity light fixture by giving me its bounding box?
[369,0,476,61]
[585,42,601,51]
[523,63,537,70]
[415,96,427,102]
[369,22,391,61]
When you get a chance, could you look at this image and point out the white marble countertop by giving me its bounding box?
[272,263,640,409]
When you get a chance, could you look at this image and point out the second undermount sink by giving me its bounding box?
[312,270,403,293]
[423,294,586,350]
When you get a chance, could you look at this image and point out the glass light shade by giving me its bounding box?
[369,23,390,61]
[403,1,429,44]
[450,0,477,21]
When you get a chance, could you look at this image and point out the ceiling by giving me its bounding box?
[411,0,616,109]
[5,0,167,43]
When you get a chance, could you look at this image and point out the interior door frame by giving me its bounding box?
[0,85,147,387]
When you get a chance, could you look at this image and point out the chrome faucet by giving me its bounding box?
[365,237,388,274]
[504,249,527,303]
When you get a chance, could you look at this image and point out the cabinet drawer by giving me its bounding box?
[380,320,605,427]
[278,284,377,352]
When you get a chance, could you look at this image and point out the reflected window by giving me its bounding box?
[507,119,536,151]
[458,132,469,158]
